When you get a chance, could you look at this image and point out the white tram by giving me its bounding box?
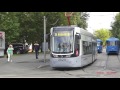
[50,26,97,68]
[0,31,5,57]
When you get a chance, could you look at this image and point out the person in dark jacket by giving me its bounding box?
[34,41,40,59]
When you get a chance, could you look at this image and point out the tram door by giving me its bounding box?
[92,42,95,62]
[0,32,5,57]
[74,34,81,56]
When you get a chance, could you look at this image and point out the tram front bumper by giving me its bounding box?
[50,57,81,68]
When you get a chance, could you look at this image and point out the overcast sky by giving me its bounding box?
[87,12,119,33]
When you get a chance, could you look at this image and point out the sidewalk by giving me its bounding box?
[0,53,50,67]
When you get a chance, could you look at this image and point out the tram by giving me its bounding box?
[50,26,97,68]
[0,31,5,57]
[97,39,103,53]
[106,37,119,55]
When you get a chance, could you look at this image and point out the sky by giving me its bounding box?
[87,12,119,34]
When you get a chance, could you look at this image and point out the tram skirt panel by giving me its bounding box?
[50,56,82,68]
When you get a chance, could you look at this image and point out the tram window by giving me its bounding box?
[110,41,115,46]
[106,41,110,46]
[92,42,96,55]
[74,34,80,56]
[75,35,79,44]
[89,42,92,53]
[83,41,92,55]
[106,41,118,46]
[0,39,2,47]
[97,42,100,46]
[75,34,79,48]
[115,41,119,45]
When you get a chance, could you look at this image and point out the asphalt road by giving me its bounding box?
[1,50,120,78]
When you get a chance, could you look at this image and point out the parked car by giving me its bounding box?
[5,43,29,54]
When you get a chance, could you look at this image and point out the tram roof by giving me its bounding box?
[106,37,119,41]
[52,26,96,38]
[97,39,102,42]
[53,26,76,28]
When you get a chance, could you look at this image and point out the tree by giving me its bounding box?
[111,12,120,39]
[16,12,37,43]
[71,12,89,29]
[16,12,68,44]
[93,29,111,46]
[0,12,89,46]
[0,12,20,43]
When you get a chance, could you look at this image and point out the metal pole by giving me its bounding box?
[67,16,70,25]
[44,16,46,63]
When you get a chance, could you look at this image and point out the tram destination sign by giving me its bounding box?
[54,32,71,36]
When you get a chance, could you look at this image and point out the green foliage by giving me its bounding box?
[111,12,120,39]
[0,12,20,43]
[93,29,111,46]
[0,12,89,45]
[71,12,89,29]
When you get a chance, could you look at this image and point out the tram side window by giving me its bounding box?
[89,42,92,54]
[93,42,97,55]
[74,35,80,55]
[115,41,119,46]
[83,41,92,55]
[106,41,110,46]
[0,38,2,47]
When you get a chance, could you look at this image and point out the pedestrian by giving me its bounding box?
[34,41,40,59]
[7,44,14,62]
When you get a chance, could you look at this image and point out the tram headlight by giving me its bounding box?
[53,55,58,57]
[66,55,71,57]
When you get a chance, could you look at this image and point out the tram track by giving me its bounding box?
[62,68,95,78]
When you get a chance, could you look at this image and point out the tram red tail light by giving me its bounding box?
[75,49,79,56]
[0,33,3,39]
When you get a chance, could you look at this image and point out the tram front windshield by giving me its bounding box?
[106,41,119,46]
[52,28,74,53]
[97,42,100,46]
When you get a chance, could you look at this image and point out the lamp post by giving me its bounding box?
[44,16,46,63]
[43,16,59,63]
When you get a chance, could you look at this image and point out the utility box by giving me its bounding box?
[42,42,48,52]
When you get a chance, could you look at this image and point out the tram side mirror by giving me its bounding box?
[75,33,81,39]
[50,34,52,37]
